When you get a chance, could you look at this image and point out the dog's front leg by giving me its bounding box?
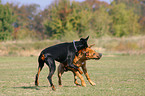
[75,71,86,87]
[82,62,96,86]
[69,68,86,87]
[71,69,81,86]
[67,51,79,69]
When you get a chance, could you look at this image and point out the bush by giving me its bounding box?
[16,29,37,40]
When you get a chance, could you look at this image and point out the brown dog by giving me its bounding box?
[58,45,102,87]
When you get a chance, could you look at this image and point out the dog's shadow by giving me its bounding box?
[59,85,81,88]
[13,85,80,90]
[13,86,47,90]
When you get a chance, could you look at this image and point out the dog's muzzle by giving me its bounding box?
[95,53,102,60]
[99,53,102,58]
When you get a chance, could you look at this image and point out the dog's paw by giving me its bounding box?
[59,85,63,87]
[82,82,86,87]
[90,81,96,86]
[35,81,39,86]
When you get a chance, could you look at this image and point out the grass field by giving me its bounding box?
[0,54,145,96]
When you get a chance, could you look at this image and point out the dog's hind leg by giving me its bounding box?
[58,64,64,87]
[45,57,56,91]
[35,56,44,86]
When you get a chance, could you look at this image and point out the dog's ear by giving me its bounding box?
[80,36,89,48]
[88,44,95,48]
[80,36,89,41]
[86,36,89,41]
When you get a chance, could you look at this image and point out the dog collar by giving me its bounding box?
[73,40,78,52]
[82,62,85,65]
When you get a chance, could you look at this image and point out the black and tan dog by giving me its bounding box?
[58,45,102,87]
[35,36,89,90]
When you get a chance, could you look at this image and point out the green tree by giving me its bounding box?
[0,2,16,40]
[44,0,71,39]
[9,3,41,40]
[90,7,111,37]
[114,0,145,34]
[109,2,141,37]
[79,0,111,38]
[44,0,92,40]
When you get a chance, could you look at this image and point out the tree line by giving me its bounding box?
[0,0,145,41]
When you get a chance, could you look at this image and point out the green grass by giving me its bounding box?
[0,55,145,96]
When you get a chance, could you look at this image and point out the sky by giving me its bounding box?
[1,0,113,10]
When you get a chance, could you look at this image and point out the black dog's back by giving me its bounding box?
[41,42,72,63]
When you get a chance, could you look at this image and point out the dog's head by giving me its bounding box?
[76,36,89,50]
[78,44,102,60]
[80,36,89,48]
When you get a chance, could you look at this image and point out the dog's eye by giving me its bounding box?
[93,53,95,55]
